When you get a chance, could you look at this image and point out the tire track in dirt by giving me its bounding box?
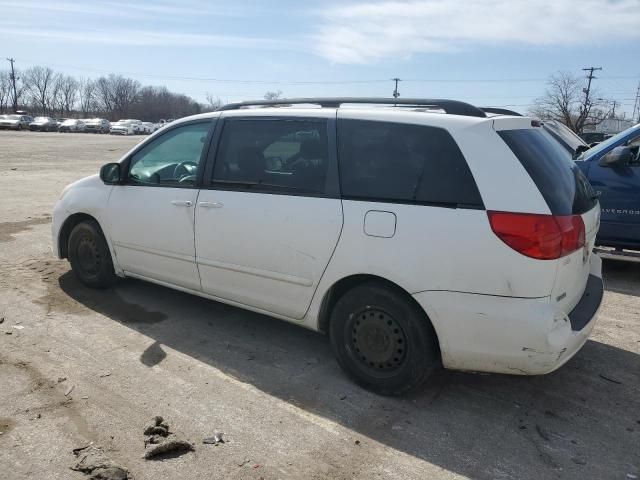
[0,215,51,243]
[3,256,167,323]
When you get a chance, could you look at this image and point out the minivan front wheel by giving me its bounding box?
[68,220,116,288]
[329,282,440,395]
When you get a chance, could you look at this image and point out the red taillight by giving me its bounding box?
[487,211,585,260]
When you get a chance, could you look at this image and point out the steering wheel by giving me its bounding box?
[173,161,198,182]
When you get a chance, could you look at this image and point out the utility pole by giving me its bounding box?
[578,66,602,133]
[581,66,602,106]
[632,81,640,124]
[6,58,18,113]
[392,78,401,98]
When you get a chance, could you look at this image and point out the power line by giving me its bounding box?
[12,58,640,86]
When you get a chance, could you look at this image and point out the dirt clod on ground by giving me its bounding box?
[143,425,168,436]
[89,466,130,480]
[71,445,130,480]
[143,440,194,460]
[142,416,193,460]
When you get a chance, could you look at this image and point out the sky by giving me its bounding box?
[1,0,639,117]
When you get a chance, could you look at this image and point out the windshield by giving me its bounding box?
[6,115,20,120]
[578,123,640,160]
[543,121,587,154]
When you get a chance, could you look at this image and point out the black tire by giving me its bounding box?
[329,282,440,395]
[68,220,117,288]
[17,124,22,131]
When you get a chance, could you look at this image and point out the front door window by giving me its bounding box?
[129,122,211,186]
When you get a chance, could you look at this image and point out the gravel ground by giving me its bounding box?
[0,130,638,480]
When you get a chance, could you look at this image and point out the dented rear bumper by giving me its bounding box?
[412,255,603,375]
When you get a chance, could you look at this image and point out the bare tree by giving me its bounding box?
[112,75,140,118]
[48,74,79,117]
[530,71,612,134]
[24,66,55,115]
[127,85,201,120]
[264,90,283,101]
[94,74,140,119]
[78,78,97,117]
[205,93,222,111]
[95,76,115,117]
[0,71,10,113]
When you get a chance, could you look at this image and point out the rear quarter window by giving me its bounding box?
[337,119,483,208]
[498,128,597,215]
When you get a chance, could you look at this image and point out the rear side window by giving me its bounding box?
[212,119,329,194]
[498,129,597,215]
[337,119,483,208]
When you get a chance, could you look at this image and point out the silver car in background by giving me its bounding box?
[0,114,33,130]
[29,117,58,132]
[109,119,141,135]
[84,118,111,134]
[58,119,86,133]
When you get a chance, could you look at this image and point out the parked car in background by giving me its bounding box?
[52,97,603,395]
[141,122,157,134]
[109,119,138,135]
[84,118,111,134]
[542,120,590,158]
[575,123,640,257]
[481,108,591,158]
[0,114,33,130]
[29,117,58,132]
[581,132,609,145]
[58,119,86,133]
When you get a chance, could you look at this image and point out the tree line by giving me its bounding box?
[0,65,217,121]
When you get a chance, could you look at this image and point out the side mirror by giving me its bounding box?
[100,163,121,184]
[599,146,632,168]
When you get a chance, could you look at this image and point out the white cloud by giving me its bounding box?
[314,0,640,63]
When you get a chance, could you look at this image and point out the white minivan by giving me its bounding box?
[52,98,603,394]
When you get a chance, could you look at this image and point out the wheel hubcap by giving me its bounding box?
[76,236,101,276]
[350,308,407,373]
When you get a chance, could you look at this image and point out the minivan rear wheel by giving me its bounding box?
[329,282,440,395]
[68,220,116,288]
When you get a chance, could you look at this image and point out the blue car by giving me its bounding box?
[575,123,640,254]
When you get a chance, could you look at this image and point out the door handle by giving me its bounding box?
[170,200,193,207]
[198,201,224,208]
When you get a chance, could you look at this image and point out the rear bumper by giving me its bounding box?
[568,274,603,331]
[413,255,603,375]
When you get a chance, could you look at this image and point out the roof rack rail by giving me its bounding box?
[480,107,523,116]
[217,97,487,118]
